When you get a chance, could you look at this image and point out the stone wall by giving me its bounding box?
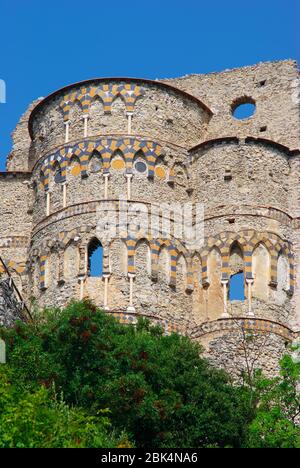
[1,60,300,376]
[199,328,288,381]
[164,60,300,150]
[0,278,26,327]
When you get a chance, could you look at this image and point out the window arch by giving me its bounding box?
[207,247,223,320]
[275,250,290,304]
[87,238,103,277]
[176,253,187,293]
[89,150,103,174]
[229,242,245,301]
[68,156,81,178]
[277,250,290,291]
[252,242,270,300]
[133,150,148,176]
[110,149,126,172]
[53,162,63,184]
[229,271,245,301]
[64,242,79,281]
[158,245,170,283]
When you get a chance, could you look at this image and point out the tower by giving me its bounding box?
[1,60,300,377]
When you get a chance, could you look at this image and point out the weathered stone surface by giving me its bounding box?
[1,60,300,375]
[0,279,24,327]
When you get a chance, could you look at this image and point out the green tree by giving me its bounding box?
[246,353,300,448]
[0,366,126,448]
[1,300,253,448]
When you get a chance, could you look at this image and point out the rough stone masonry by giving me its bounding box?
[1,59,300,376]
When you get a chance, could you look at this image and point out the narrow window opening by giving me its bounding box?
[87,238,103,277]
[260,126,267,132]
[229,271,245,301]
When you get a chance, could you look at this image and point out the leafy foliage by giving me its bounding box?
[1,300,299,448]
[1,300,252,448]
[245,355,300,448]
[0,367,125,448]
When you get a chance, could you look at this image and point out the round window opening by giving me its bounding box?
[135,161,147,173]
[232,100,256,120]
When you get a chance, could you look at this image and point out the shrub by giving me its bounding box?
[0,366,125,448]
[1,300,253,448]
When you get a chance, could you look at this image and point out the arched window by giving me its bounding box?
[87,238,103,277]
[110,150,126,172]
[229,271,245,301]
[252,243,270,300]
[207,247,223,320]
[89,150,102,174]
[53,162,63,184]
[69,156,81,178]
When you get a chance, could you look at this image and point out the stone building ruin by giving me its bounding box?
[1,60,300,376]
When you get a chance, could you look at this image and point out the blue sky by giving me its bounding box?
[0,0,299,171]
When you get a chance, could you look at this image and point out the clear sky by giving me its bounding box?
[0,0,299,171]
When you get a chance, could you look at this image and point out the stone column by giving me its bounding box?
[103,273,110,310]
[246,278,255,316]
[62,183,67,208]
[64,121,70,143]
[46,192,50,216]
[221,279,230,318]
[83,115,89,138]
[127,273,135,312]
[127,112,133,134]
[79,245,87,276]
[58,254,64,284]
[79,275,85,300]
[103,173,110,199]
[125,173,133,200]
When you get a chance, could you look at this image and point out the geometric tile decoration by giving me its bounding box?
[191,316,294,342]
[31,226,295,296]
[39,255,47,289]
[108,310,185,335]
[127,231,294,294]
[59,83,145,121]
[109,312,295,341]
[155,166,166,179]
[200,230,294,295]
[0,259,26,275]
[38,137,163,190]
